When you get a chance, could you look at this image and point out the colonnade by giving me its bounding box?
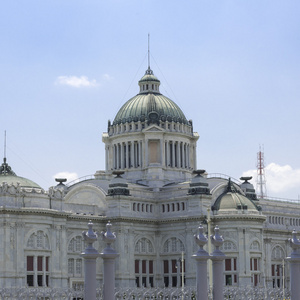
[164,140,190,169]
[112,140,143,169]
[109,140,193,170]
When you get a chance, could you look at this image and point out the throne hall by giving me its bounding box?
[0,64,296,290]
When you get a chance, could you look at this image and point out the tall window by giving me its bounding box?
[26,231,51,287]
[224,258,238,285]
[271,246,285,288]
[163,259,185,287]
[135,259,154,287]
[27,255,49,287]
[135,238,155,287]
[68,236,85,279]
[250,258,260,286]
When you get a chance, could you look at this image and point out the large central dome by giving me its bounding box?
[113,67,188,126]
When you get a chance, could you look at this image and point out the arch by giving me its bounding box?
[250,240,260,251]
[134,237,154,254]
[64,184,107,213]
[68,235,85,253]
[272,245,285,260]
[162,237,185,253]
[220,240,237,251]
[26,230,50,250]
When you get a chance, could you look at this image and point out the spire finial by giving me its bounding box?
[148,33,150,70]
[4,130,6,162]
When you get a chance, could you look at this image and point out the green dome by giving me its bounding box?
[113,93,188,125]
[0,174,42,189]
[212,179,259,212]
[113,68,188,125]
[0,158,41,189]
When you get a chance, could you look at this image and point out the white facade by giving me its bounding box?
[0,66,297,290]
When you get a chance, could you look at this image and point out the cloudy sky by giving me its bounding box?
[1,0,299,200]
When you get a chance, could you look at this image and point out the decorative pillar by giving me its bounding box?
[192,225,210,300]
[139,141,142,168]
[130,141,134,168]
[172,141,175,167]
[210,226,225,300]
[81,221,101,300]
[287,230,300,300]
[126,142,129,169]
[100,222,119,300]
[120,143,124,169]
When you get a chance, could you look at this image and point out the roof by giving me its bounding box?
[212,179,259,212]
[113,68,188,125]
[0,158,41,189]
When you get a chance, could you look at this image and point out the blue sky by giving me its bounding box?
[1,0,299,199]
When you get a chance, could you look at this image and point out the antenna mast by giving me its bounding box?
[4,130,6,159]
[256,145,267,199]
[148,33,150,69]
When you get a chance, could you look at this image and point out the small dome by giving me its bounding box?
[0,158,41,189]
[212,179,259,212]
[113,68,188,125]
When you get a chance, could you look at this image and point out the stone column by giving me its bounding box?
[139,141,142,168]
[116,143,120,169]
[210,226,225,300]
[131,141,134,168]
[120,143,124,169]
[100,222,119,300]
[287,230,300,300]
[81,221,101,300]
[172,141,175,167]
[192,225,210,300]
[126,142,129,169]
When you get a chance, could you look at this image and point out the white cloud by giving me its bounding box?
[242,163,300,197]
[55,76,98,88]
[102,73,113,81]
[52,172,78,184]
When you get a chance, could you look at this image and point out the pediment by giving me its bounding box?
[144,125,165,132]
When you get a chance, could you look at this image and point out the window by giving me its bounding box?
[224,258,238,286]
[27,231,50,250]
[26,255,49,287]
[250,258,260,286]
[163,259,185,287]
[135,259,154,287]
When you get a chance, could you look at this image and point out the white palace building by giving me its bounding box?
[0,64,298,290]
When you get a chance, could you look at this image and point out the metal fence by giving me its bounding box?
[0,287,291,300]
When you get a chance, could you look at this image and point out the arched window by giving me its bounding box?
[135,238,154,254]
[27,231,50,250]
[250,241,260,251]
[163,237,185,253]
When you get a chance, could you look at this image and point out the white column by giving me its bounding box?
[193,225,210,300]
[211,226,225,300]
[131,141,134,168]
[120,143,124,169]
[172,141,175,167]
[100,222,119,300]
[182,143,186,168]
[126,142,129,169]
[139,141,142,168]
[81,221,101,300]
[139,259,142,287]
[43,256,46,286]
[187,144,190,169]
[167,141,170,167]
[34,256,37,287]
[176,142,180,168]
[287,230,300,300]
[145,139,149,167]
[116,144,120,169]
